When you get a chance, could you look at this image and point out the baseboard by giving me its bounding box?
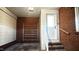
[0,40,17,51]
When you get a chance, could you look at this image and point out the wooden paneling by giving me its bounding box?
[59,7,79,51]
[17,18,23,42]
[17,17,40,42]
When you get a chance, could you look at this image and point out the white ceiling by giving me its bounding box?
[7,7,59,17]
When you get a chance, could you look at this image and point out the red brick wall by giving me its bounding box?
[59,7,79,51]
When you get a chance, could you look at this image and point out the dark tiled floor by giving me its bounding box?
[5,43,40,51]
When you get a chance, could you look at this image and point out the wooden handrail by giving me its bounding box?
[59,28,70,35]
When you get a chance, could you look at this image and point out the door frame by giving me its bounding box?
[40,9,60,51]
[46,11,60,43]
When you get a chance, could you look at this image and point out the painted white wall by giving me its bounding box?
[40,9,59,50]
[0,8,17,46]
[0,25,16,46]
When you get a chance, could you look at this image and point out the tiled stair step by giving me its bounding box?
[49,46,64,50]
[49,46,64,49]
[49,42,64,50]
[49,45,64,48]
[49,42,62,45]
[50,49,65,51]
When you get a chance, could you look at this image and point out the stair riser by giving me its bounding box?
[49,42,62,45]
[49,47,64,50]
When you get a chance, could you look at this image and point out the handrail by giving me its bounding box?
[59,27,70,35]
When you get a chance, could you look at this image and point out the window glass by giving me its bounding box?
[46,14,57,40]
[47,14,56,27]
[75,8,79,32]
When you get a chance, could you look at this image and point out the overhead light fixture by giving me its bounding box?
[28,7,34,12]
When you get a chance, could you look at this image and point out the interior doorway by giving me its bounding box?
[46,13,60,43]
[40,9,60,51]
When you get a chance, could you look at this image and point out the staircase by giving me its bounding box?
[23,25,39,42]
[49,42,64,51]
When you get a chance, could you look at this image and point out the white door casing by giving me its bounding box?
[40,9,60,51]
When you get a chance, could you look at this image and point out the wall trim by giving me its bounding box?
[0,7,17,19]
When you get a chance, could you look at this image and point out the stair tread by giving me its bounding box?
[49,45,64,48]
[48,42,64,50]
[49,42,62,45]
[49,46,64,48]
[49,47,64,50]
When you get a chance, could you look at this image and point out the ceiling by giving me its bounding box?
[7,7,59,17]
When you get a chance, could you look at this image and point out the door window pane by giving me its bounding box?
[46,14,57,40]
[47,14,56,27]
[75,8,79,32]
